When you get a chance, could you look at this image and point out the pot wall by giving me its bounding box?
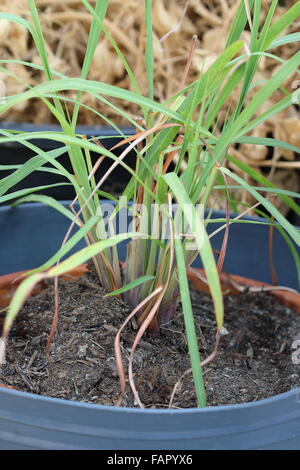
[0,386,299,450]
[0,202,299,450]
[1,202,299,288]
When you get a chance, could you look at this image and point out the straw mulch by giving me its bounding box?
[0,0,299,213]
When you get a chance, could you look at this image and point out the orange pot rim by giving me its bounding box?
[0,263,299,313]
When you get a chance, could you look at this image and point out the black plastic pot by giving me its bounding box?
[0,122,135,201]
[0,202,300,450]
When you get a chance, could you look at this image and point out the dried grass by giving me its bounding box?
[0,0,299,212]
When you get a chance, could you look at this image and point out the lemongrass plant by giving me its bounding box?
[0,0,300,408]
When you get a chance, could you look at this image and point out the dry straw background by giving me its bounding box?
[0,0,299,212]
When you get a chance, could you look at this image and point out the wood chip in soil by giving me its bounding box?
[1,265,300,408]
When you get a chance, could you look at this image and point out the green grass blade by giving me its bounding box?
[268,33,300,49]
[235,136,300,155]
[122,40,244,202]
[0,78,186,125]
[260,0,278,50]
[145,0,154,101]
[214,185,300,200]
[239,94,293,136]
[106,275,155,297]
[27,0,53,82]
[264,1,300,50]
[2,273,45,338]
[81,0,143,100]
[47,233,138,277]
[163,173,224,330]
[226,154,300,216]
[226,0,254,46]
[0,12,34,39]
[0,133,90,208]
[25,215,102,275]
[215,50,300,160]
[233,1,263,118]
[174,237,206,408]
[220,167,300,246]
[27,0,66,120]
[2,233,137,338]
[12,195,77,223]
[0,183,71,205]
[0,146,69,197]
[72,0,109,128]
[204,64,245,129]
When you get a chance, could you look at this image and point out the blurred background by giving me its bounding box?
[0,0,299,217]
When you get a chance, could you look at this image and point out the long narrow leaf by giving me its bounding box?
[174,237,206,408]
[0,183,71,205]
[72,0,109,128]
[215,50,300,160]
[227,154,300,216]
[264,1,300,50]
[25,215,102,275]
[163,173,224,330]
[2,233,138,339]
[220,167,300,246]
[145,0,154,102]
[12,195,77,223]
[106,275,155,297]
[0,146,69,197]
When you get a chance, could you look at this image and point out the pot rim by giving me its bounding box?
[0,384,299,414]
[0,199,280,222]
[0,122,135,150]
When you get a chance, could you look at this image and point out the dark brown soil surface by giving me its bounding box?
[1,265,300,408]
